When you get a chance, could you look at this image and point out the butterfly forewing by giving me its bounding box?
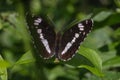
[26,13,56,59]
[58,19,93,61]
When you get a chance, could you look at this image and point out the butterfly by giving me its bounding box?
[26,13,93,61]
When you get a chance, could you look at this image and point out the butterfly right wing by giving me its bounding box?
[58,19,93,61]
[26,13,56,59]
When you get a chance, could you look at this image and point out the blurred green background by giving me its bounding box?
[0,0,120,80]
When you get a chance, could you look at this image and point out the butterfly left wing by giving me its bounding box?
[26,13,56,59]
[58,19,93,61]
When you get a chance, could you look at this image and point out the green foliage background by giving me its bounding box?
[0,0,120,80]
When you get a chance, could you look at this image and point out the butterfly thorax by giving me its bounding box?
[54,33,62,59]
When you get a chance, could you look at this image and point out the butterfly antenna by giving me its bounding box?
[46,14,56,28]
[63,19,80,32]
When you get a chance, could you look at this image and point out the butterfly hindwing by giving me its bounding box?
[58,19,93,61]
[26,13,56,59]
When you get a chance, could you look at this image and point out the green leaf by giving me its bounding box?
[114,0,120,8]
[15,51,35,65]
[78,47,102,70]
[0,60,10,69]
[83,27,112,49]
[77,47,103,76]
[78,65,104,77]
[0,55,8,80]
[47,66,79,80]
[0,19,3,30]
[82,71,120,80]
[103,56,120,69]
[106,13,120,25]
[93,11,112,22]
[30,0,41,14]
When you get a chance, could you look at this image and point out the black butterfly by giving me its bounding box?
[26,13,93,61]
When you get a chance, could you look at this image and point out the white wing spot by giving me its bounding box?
[61,42,72,55]
[80,28,84,31]
[75,33,79,38]
[34,23,39,25]
[61,33,80,55]
[41,39,51,53]
[37,29,51,54]
[78,23,84,31]
[34,18,42,26]
[37,29,42,33]
[71,37,76,43]
[40,33,44,39]
[35,18,42,23]
[83,32,86,35]
[78,23,84,28]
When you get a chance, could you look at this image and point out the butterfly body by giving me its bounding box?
[26,13,93,61]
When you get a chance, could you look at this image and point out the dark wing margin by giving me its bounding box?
[58,19,93,61]
[26,13,56,59]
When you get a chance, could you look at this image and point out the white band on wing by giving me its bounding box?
[37,29,51,54]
